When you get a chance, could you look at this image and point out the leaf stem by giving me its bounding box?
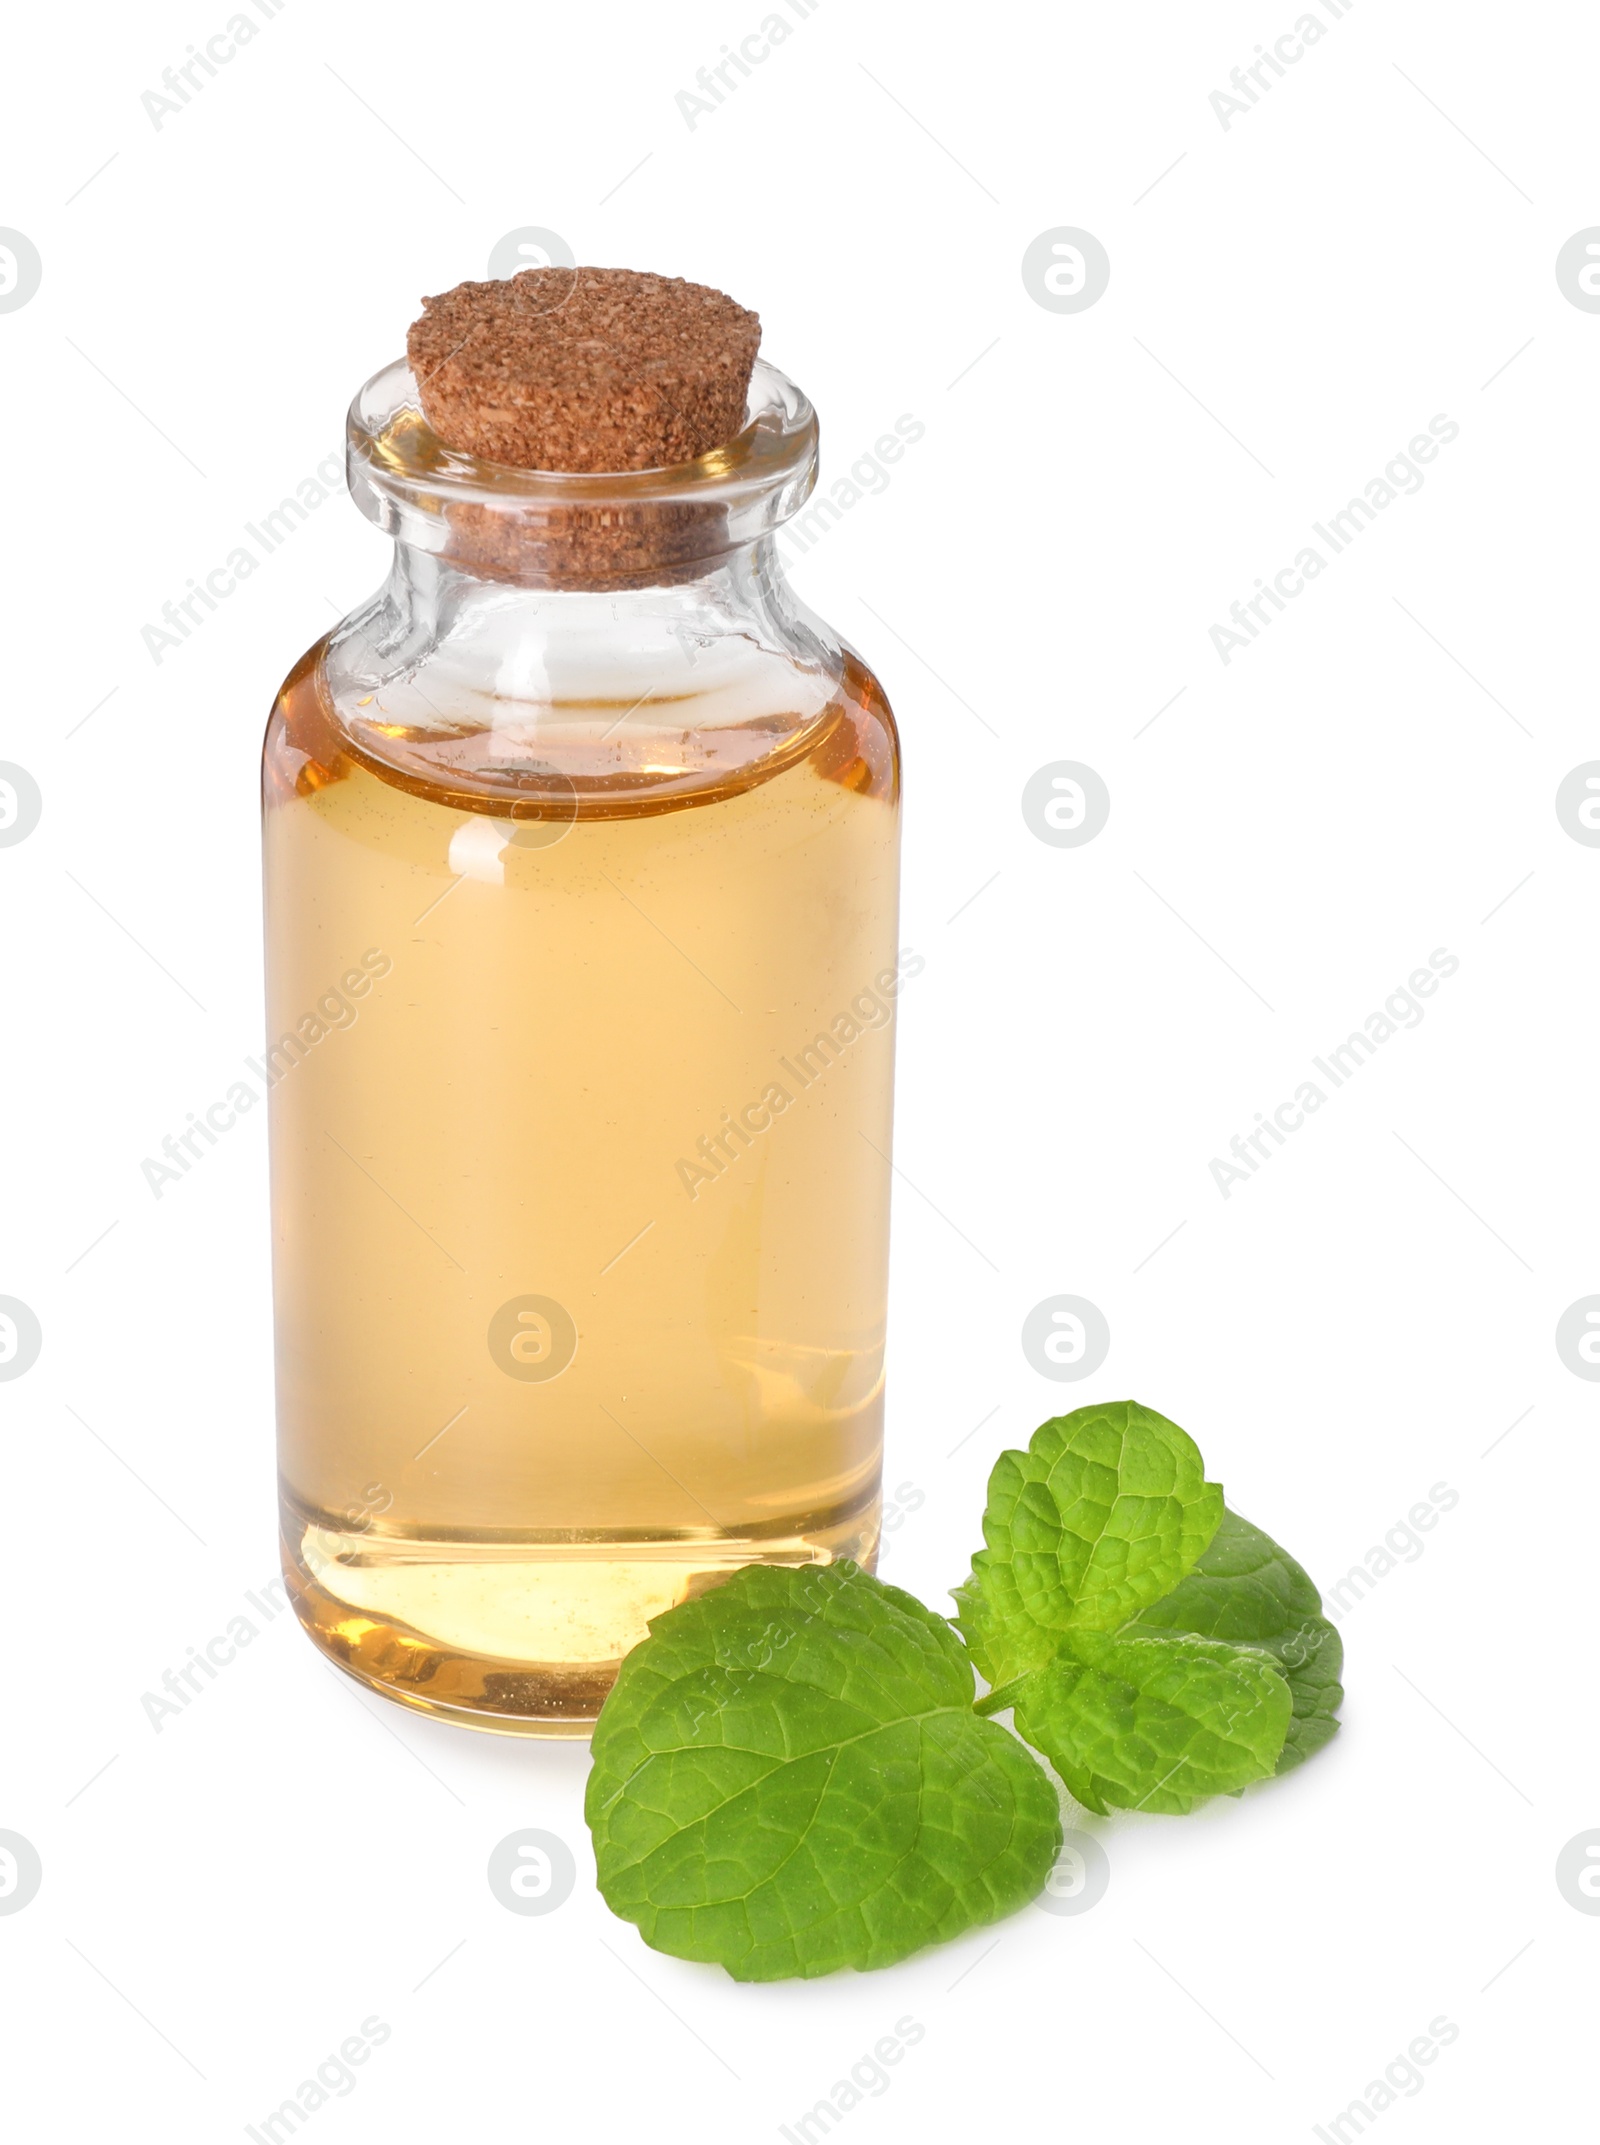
[973,1675,1032,1717]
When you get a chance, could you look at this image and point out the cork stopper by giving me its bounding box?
[406,267,761,474]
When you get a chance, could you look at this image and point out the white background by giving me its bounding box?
[2,1,1595,2137]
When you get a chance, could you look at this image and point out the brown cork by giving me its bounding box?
[406,267,761,474]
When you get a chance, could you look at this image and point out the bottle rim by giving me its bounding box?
[347,355,819,568]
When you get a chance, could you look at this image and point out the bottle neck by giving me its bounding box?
[330,531,811,702]
[318,528,842,810]
[385,526,793,639]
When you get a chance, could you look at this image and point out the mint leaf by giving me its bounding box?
[584,1561,1062,1980]
[1123,1507,1343,1774]
[1002,1629,1294,1815]
[956,1406,1321,1813]
[953,1399,1225,1682]
[584,1408,1341,1977]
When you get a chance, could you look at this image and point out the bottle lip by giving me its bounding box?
[346,355,819,566]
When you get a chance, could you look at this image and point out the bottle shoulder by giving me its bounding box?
[262,619,898,823]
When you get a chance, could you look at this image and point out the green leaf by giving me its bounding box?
[1123,1507,1344,1774]
[1007,1629,1294,1816]
[584,1561,1062,1981]
[955,1408,1326,1813]
[953,1399,1225,1683]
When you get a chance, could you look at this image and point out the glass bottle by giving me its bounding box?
[262,354,903,1733]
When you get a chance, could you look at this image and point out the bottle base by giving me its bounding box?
[280,1500,881,1737]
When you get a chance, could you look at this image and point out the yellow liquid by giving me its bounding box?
[263,641,900,1731]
